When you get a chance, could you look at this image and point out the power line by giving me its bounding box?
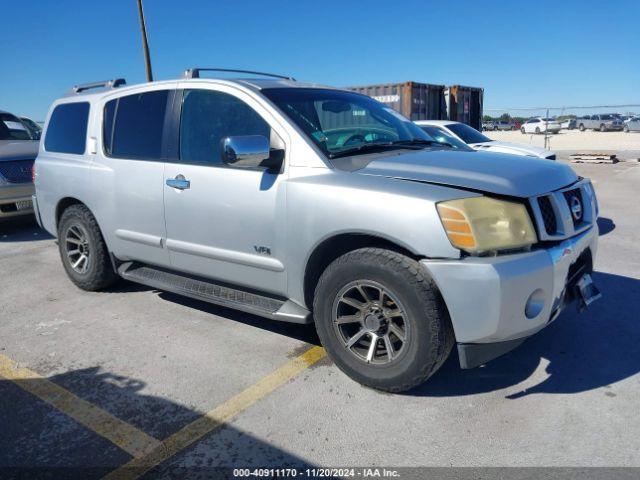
[485,104,640,112]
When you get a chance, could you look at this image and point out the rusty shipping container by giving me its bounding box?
[346,82,447,121]
[445,85,484,130]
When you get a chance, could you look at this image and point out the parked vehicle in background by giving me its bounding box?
[416,124,472,150]
[521,117,561,134]
[0,110,39,219]
[416,120,556,159]
[35,71,598,392]
[20,117,43,140]
[482,120,496,131]
[561,118,576,130]
[576,114,624,132]
[494,120,515,131]
[623,116,640,132]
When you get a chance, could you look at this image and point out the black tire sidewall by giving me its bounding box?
[314,250,451,390]
[57,206,114,290]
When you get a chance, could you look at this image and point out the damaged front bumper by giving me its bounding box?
[420,225,600,368]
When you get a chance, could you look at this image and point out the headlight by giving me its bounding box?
[436,197,537,254]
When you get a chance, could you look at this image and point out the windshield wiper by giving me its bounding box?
[328,142,411,159]
[392,139,454,148]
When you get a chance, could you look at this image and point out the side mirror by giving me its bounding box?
[221,135,275,169]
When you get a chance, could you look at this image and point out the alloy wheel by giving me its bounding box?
[332,280,409,365]
[64,224,91,274]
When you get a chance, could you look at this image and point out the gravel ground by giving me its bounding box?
[1,159,639,476]
[485,130,640,158]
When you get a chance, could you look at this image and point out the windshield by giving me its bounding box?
[0,113,32,140]
[20,117,42,140]
[419,126,471,150]
[446,123,491,144]
[262,88,437,157]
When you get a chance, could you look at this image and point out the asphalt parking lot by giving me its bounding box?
[1,158,640,478]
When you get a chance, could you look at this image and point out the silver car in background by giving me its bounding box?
[0,110,38,219]
[34,70,600,392]
[623,116,640,132]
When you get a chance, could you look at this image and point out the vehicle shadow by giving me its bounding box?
[0,217,52,242]
[0,367,314,477]
[157,291,321,346]
[597,217,615,236]
[410,271,640,398]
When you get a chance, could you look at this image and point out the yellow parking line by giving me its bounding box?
[103,345,326,480]
[0,353,161,458]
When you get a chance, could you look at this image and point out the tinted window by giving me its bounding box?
[180,89,270,165]
[0,113,32,140]
[110,90,169,160]
[44,103,89,153]
[445,122,491,144]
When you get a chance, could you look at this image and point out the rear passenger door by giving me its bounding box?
[92,86,175,268]
[162,85,288,295]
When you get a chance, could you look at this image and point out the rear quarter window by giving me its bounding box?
[44,102,90,154]
[105,90,169,160]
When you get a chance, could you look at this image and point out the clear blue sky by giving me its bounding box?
[2,0,638,120]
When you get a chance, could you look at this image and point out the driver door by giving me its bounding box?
[162,85,289,295]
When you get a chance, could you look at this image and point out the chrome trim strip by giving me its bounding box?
[166,238,285,272]
[115,229,163,248]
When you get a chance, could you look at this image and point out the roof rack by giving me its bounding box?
[183,68,295,81]
[71,78,127,94]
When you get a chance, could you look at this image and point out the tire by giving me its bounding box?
[494,126,498,131]
[520,127,525,134]
[579,124,585,131]
[313,248,454,393]
[600,124,606,132]
[57,204,118,291]
[535,127,541,134]
[624,125,629,133]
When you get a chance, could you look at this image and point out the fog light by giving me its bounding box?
[525,289,545,319]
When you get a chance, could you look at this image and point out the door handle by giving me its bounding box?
[166,175,190,190]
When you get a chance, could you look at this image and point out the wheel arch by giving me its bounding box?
[55,197,87,228]
[303,232,422,311]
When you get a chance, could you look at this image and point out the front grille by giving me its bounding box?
[563,188,584,226]
[537,196,557,234]
[0,160,34,184]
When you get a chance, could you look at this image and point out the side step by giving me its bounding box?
[117,263,311,324]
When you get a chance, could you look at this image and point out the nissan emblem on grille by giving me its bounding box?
[570,195,583,221]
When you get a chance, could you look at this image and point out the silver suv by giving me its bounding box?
[34,69,601,392]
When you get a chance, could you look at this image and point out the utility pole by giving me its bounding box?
[136,0,153,82]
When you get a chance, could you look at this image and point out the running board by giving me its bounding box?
[117,263,311,324]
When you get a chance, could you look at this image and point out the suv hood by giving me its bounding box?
[354,149,577,197]
[471,141,552,159]
[0,140,39,162]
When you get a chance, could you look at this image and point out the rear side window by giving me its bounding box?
[179,89,270,165]
[44,102,90,154]
[104,90,169,160]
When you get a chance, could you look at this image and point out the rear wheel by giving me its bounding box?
[579,123,585,131]
[57,204,118,291]
[600,124,606,132]
[520,127,525,134]
[313,248,454,392]
[624,125,630,133]
[535,127,541,134]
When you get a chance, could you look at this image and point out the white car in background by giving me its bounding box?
[521,117,561,134]
[415,120,556,160]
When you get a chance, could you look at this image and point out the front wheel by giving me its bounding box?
[579,124,585,131]
[600,124,607,132]
[624,125,629,133]
[57,204,118,291]
[313,248,454,393]
[535,127,541,134]
[520,127,525,134]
